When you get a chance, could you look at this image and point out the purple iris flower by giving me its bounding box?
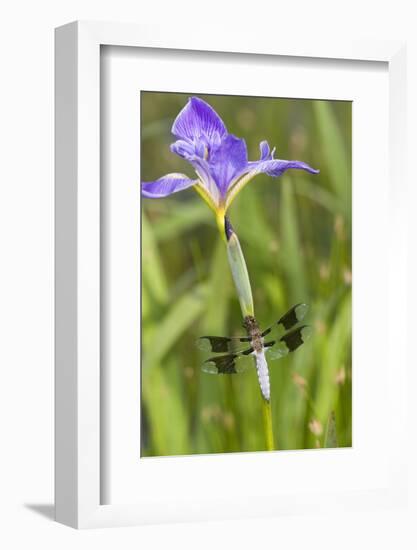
[141,97,319,215]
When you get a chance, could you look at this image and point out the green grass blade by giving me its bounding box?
[142,361,190,456]
[279,177,308,302]
[145,284,208,366]
[152,201,213,242]
[142,210,168,305]
[313,100,351,215]
[324,410,338,448]
[314,292,351,436]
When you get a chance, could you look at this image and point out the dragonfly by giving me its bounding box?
[196,303,312,402]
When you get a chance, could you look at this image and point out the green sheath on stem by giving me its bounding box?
[225,222,254,318]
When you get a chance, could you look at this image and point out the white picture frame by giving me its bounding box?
[55,21,407,529]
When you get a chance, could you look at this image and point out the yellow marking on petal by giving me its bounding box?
[192,182,227,241]
[192,181,217,213]
[225,171,257,212]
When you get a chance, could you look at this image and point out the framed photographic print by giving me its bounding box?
[139,91,348,459]
[55,21,407,528]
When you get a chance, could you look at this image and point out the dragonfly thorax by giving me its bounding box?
[243,315,264,353]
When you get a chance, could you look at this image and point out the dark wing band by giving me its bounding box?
[266,325,312,360]
[197,335,250,354]
[202,347,254,374]
[262,303,309,337]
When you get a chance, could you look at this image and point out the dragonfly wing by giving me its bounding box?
[266,325,312,361]
[262,303,309,338]
[279,303,309,329]
[202,349,255,374]
[265,341,291,360]
[197,335,250,353]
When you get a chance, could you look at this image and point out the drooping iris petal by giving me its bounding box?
[249,158,320,177]
[225,157,319,210]
[171,97,227,143]
[141,173,197,198]
[208,134,248,197]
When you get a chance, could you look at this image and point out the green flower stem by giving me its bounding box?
[262,399,275,451]
[220,214,275,451]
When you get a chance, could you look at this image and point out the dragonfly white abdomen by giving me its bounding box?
[254,350,270,401]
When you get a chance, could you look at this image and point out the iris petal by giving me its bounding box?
[170,140,196,159]
[189,156,221,206]
[249,158,319,177]
[208,134,248,197]
[141,173,197,198]
[171,97,227,143]
[259,140,271,160]
[170,140,221,206]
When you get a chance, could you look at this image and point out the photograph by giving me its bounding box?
[140,92,352,457]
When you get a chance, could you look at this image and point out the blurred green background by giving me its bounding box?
[141,91,351,456]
